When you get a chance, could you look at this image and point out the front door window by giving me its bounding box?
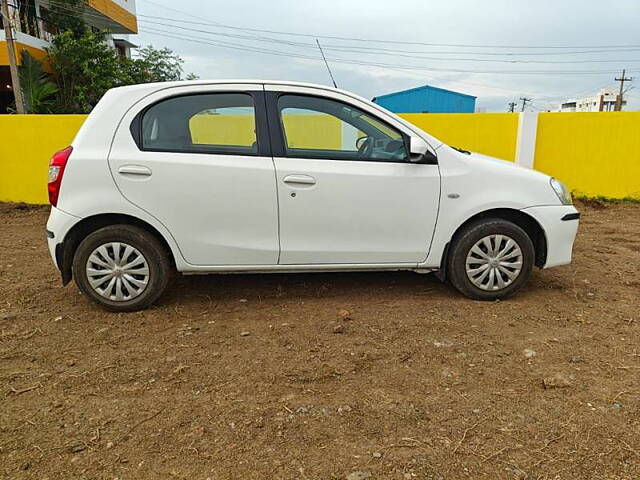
[278,94,408,162]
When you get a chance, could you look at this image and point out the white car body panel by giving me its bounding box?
[265,83,441,265]
[422,147,567,267]
[521,205,579,268]
[46,206,81,268]
[274,157,440,264]
[46,79,579,280]
[107,84,279,266]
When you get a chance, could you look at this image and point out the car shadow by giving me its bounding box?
[152,265,557,309]
[158,270,450,307]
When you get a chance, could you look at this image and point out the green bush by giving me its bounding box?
[46,31,198,113]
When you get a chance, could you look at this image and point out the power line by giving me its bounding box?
[520,97,532,112]
[143,16,640,57]
[137,4,640,50]
[136,19,640,65]
[47,3,640,68]
[138,25,638,76]
[37,1,640,104]
[132,13,640,60]
[136,16,640,57]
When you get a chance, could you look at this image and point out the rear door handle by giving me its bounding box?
[283,174,316,186]
[118,165,152,176]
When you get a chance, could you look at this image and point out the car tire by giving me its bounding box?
[72,225,172,312]
[447,219,535,300]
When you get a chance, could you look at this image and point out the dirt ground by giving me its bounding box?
[1,201,639,480]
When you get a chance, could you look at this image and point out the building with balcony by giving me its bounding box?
[1,0,137,111]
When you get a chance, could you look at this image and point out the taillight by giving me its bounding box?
[48,146,73,206]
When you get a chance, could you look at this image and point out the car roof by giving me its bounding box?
[111,79,346,95]
[107,79,382,121]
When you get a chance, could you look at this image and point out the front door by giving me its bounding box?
[267,89,441,265]
[109,87,279,266]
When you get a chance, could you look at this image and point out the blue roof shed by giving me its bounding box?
[372,85,476,113]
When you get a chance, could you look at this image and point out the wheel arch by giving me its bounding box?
[438,208,547,280]
[57,213,177,285]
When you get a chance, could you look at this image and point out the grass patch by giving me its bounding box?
[573,194,640,205]
[573,194,640,210]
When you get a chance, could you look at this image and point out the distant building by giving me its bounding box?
[112,35,138,59]
[559,88,625,112]
[372,85,476,113]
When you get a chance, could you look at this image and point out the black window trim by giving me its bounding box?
[265,91,412,164]
[129,90,272,158]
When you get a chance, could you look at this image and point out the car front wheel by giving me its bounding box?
[447,219,535,300]
[72,225,172,311]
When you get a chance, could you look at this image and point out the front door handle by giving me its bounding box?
[283,174,316,186]
[118,165,152,177]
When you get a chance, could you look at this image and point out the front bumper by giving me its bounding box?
[46,207,81,269]
[522,205,580,268]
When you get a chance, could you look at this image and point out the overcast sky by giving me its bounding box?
[134,0,640,112]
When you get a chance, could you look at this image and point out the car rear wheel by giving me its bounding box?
[72,225,172,311]
[447,219,534,300]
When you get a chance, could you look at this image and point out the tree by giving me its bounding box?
[41,0,87,38]
[46,31,128,113]
[18,51,58,113]
[132,45,198,83]
[46,34,198,113]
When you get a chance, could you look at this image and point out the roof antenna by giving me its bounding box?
[316,38,338,88]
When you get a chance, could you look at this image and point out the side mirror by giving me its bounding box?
[408,137,436,164]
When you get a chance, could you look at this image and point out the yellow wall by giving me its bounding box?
[282,115,342,149]
[400,113,519,161]
[1,112,639,204]
[534,112,640,198]
[190,113,517,156]
[0,115,87,204]
[189,115,256,146]
[189,114,342,149]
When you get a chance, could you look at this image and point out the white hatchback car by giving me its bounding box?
[46,80,579,311]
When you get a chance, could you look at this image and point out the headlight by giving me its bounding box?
[550,178,572,205]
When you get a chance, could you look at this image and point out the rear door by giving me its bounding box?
[108,85,279,266]
[265,85,441,265]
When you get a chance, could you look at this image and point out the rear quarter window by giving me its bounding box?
[137,93,259,155]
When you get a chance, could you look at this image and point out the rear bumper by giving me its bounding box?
[522,205,579,268]
[46,207,81,269]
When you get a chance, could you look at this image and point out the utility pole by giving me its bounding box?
[614,69,632,111]
[1,0,25,113]
[519,97,531,112]
[508,102,517,113]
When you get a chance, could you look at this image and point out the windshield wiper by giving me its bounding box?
[452,146,471,155]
